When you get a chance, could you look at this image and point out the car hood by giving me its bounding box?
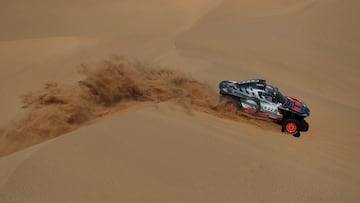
[285,96,310,117]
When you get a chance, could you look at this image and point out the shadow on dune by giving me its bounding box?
[0,57,278,157]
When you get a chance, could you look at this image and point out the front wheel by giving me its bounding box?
[282,118,300,137]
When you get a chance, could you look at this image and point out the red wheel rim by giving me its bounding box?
[286,122,297,133]
[226,103,237,111]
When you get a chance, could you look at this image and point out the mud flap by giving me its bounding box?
[299,120,309,132]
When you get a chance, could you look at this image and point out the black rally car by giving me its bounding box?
[219,79,310,137]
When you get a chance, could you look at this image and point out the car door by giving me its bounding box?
[259,94,280,116]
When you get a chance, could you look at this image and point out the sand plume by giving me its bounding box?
[0,58,276,157]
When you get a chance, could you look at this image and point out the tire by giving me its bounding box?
[299,120,309,132]
[282,118,301,136]
[225,100,242,112]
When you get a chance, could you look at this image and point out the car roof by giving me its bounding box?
[237,79,267,88]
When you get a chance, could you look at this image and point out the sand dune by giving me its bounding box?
[1,103,359,202]
[0,0,222,40]
[1,0,360,202]
[177,0,360,107]
[0,0,222,128]
[176,0,360,158]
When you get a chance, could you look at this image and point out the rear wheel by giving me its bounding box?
[282,118,300,137]
[225,100,241,112]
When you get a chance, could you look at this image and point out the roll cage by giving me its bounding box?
[262,85,287,104]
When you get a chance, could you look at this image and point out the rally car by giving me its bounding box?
[219,79,310,137]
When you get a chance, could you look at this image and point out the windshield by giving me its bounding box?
[275,90,287,104]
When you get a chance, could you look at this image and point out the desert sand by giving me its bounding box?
[0,0,359,202]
